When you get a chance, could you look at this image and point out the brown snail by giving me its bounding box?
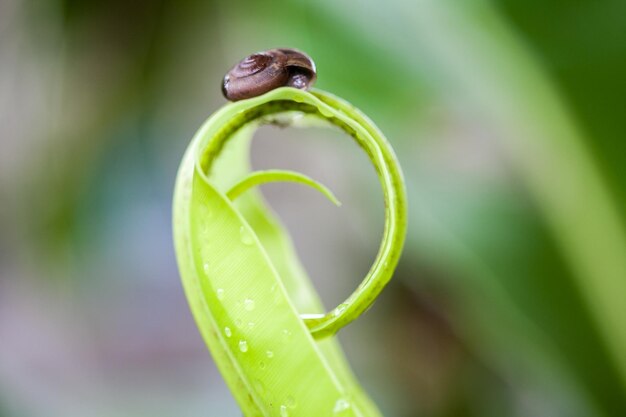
[221,48,317,101]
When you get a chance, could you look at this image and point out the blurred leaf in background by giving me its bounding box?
[1,0,625,416]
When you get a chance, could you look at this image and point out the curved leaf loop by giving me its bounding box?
[227,169,341,207]
[173,87,407,416]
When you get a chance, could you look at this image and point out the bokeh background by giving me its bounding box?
[2,0,626,416]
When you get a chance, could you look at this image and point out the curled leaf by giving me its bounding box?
[173,87,407,416]
[227,169,341,207]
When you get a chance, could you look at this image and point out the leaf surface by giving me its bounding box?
[173,87,407,416]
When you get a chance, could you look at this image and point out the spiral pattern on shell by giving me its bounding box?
[221,48,317,101]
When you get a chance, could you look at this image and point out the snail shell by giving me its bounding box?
[221,48,317,101]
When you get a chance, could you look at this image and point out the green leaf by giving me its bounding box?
[227,169,341,207]
[173,87,407,416]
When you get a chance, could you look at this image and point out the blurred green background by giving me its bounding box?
[1,0,626,416]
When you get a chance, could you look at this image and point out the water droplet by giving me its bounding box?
[244,298,255,311]
[333,398,350,414]
[266,350,274,358]
[224,327,232,338]
[203,262,210,273]
[238,340,248,352]
[259,361,266,370]
[240,226,254,245]
[282,329,292,341]
[280,405,289,417]
[216,288,225,300]
[247,322,255,329]
[334,303,348,317]
[286,396,296,408]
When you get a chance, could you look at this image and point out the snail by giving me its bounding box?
[221,48,317,101]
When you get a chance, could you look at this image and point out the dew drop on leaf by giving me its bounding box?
[333,398,351,414]
[266,350,274,358]
[280,405,289,417]
[239,226,254,245]
[216,288,225,300]
[333,303,348,317]
[224,327,232,337]
[244,298,255,311]
[238,340,248,352]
